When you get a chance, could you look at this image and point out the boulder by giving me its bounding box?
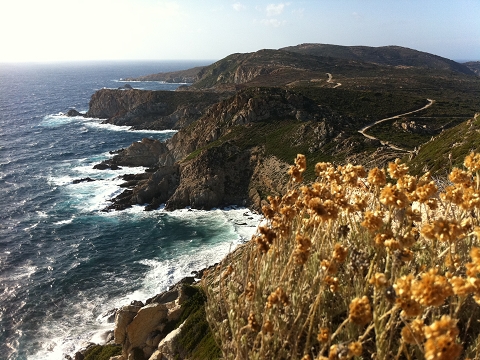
[114,305,142,345]
[148,321,185,360]
[126,303,168,349]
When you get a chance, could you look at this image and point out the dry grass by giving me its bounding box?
[203,153,480,360]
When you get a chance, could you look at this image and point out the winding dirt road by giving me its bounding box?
[358,99,435,152]
[326,73,342,88]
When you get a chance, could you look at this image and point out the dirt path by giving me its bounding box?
[326,73,342,88]
[358,99,435,152]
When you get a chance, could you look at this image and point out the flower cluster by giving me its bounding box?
[205,152,480,360]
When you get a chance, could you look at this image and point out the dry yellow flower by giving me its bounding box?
[411,269,453,307]
[333,243,348,263]
[295,154,307,172]
[380,183,408,208]
[464,152,480,172]
[262,320,274,334]
[370,272,388,288]
[317,327,330,343]
[401,319,425,344]
[424,316,461,360]
[288,165,303,183]
[349,296,372,326]
[449,167,472,185]
[421,218,465,243]
[388,159,409,179]
[247,312,260,332]
[394,275,422,317]
[367,167,386,186]
[347,341,363,357]
[415,181,438,203]
[361,210,384,232]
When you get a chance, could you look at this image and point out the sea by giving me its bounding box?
[0,61,262,360]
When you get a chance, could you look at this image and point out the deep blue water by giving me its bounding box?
[0,61,260,360]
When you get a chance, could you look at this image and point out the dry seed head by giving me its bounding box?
[460,187,480,210]
[348,296,372,326]
[424,316,461,360]
[415,181,438,203]
[317,327,330,343]
[421,218,465,243]
[401,319,425,344]
[449,167,472,185]
[300,355,312,360]
[424,334,462,360]
[321,260,338,275]
[247,312,261,332]
[370,272,388,288]
[267,287,289,308]
[288,165,303,183]
[295,154,307,172]
[245,281,255,301]
[380,183,408,208]
[262,320,274,334]
[397,174,417,194]
[374,230,394,247]
[449,276,476,297]
[388,159,409,179]
[361,210,384,233]
[440,185,464,205]
[347,341,363,357]
[333,243,348,263]
[394,275,422,317]
[324,275,339,292]
[411,269,453,307]
[464,152,480,172]
[367,167,386,186]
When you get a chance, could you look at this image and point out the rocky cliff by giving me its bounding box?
[100,87,352,211]
[86,89,223,130]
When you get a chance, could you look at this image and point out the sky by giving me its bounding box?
[1,0,479,63]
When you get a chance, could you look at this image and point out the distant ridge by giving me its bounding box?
[280,43,475,75]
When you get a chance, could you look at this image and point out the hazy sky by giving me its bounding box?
[1,0,479,62]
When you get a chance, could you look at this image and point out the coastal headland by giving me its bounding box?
[71,43,480,360]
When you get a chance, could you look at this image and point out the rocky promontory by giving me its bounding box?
[96,86,357,212]
[86,89,224,130]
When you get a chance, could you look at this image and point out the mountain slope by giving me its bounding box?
[281,43,475,75]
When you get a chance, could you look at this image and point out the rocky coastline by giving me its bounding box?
[68,265,219,360]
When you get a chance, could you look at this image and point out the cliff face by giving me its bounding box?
[103,87,334,211]
[86,89,223,130]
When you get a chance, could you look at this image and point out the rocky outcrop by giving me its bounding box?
[124,66,205,83]
[85,89,223,130]
[97,87,340,211]
[110,278,198,360]
[95,86,354,211]
[109,138,168,168]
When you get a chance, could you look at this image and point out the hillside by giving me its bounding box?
[82,44,480,360]
[281,43,475,75]
[465,61,480,76]
[87,44,480,212]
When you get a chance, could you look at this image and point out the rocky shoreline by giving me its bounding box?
[68,266,217,360]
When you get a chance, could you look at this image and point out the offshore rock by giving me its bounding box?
[66,109,82,117]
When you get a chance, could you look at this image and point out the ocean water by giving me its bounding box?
[0,61,261,360]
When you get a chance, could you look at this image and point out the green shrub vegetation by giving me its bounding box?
[83,344,122,360]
